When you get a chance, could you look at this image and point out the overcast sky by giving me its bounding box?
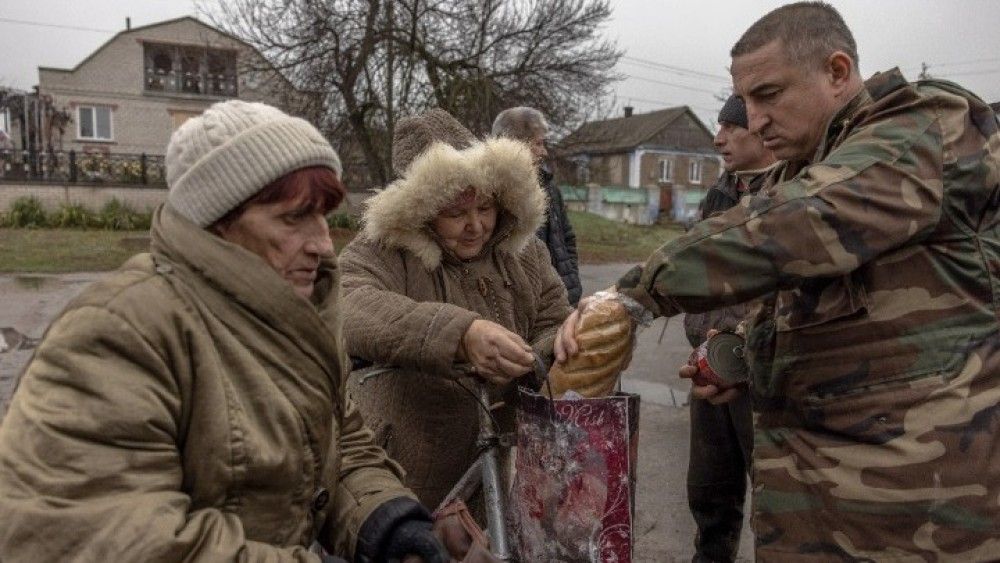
[2,0,999,129]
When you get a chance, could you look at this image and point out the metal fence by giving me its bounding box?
[0,149,166,186]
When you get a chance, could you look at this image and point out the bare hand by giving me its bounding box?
[678,364,741,405]
[461,320,534,385]
[554,289,611,363]
[425,503,502,563]
[680,329,741,404]
[554,307,582,364]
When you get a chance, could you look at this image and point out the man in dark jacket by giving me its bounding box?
[683,95,775,563]
[493,107,582,305]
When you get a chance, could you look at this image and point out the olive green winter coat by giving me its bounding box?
[0,204,413,562]
[339,138,573,508]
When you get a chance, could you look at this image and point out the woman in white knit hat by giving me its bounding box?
[0,100,482,563]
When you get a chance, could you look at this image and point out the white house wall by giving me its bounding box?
[38,18,306,156]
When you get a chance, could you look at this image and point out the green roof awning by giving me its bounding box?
[684,191,705,204]
[601,187,647,205]
[559,185,588,202]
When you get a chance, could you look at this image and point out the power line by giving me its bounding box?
[0,17,117,34]
[619,94,720,115]
[936,67,1000,78]
[620,55,730,83]
[621,73,725,96]
[903,55,1000,75]
[928,56,1000,69]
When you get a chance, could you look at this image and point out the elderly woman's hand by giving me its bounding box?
[554,290,607,363]
[460,320,534,385]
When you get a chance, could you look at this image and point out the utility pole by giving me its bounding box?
[918,62,931,80]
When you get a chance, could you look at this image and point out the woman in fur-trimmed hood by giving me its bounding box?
[340,109,573,508]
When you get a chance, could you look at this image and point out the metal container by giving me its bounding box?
[687,332,748,389]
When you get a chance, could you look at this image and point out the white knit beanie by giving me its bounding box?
[165,100,342,227]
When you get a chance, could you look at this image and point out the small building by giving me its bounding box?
[557,106,722,222]
[34,16,317,157]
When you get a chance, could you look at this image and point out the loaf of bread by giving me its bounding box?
[546,298,633,398]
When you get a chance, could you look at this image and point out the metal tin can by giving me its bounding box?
[687,332,748,389]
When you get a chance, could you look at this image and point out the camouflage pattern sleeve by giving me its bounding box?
[618,99,944,318]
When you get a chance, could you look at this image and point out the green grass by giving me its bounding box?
[568,210,683,264]
[0,228,360,273]
[0,229,141,273]
[0,213,676,273]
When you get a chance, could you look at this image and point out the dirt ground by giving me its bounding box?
[0,264,753,562]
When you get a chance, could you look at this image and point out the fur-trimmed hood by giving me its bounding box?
[361,137,547,269]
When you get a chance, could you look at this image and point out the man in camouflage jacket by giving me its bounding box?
[683,94,777,563]
[557,3,1000,560]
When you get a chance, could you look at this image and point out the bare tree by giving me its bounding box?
[204,0,621,189]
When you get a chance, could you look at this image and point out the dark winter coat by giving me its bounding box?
[536,166,582,305]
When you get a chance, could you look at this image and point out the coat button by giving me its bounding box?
[312,488,330,512]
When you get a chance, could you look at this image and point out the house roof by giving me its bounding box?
[37,16,311,96]
[39,17,249,74]
[558,106,710,155]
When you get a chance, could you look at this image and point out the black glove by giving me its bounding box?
[384,519,448,563]
[355,497,448,563]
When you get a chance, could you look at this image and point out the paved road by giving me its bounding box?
[0,264,753,562]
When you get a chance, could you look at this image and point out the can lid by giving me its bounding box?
[706,332,748,384]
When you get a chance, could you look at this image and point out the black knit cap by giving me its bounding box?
[718,95,748,129]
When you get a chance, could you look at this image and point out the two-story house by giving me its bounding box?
[557,106,722,221]
[36,16,317,157]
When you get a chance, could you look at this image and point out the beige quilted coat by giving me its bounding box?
[340,138,572,508]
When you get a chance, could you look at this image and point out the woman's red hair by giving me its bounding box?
[212,166,345,230]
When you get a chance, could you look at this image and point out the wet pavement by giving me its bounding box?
[0,273,104,417]
[0,264,752,562]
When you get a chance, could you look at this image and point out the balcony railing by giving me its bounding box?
[0,149,166,186]
[145,68,238,97]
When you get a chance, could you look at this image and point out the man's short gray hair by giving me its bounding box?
[731,1,858,70]
[491,107,549,141]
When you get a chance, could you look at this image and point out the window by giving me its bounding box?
[78,105,113,141]
[145,44,174,91]
[688,159,702,184]
[659,158,673,182]
[0,107,9,134]
[574,157,590,184]
[207,50,238,96]
[144,43,237,97]
[180,48,203,94]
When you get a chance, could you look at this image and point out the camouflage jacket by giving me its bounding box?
[682,166,774,347]
[619,68,1000,560]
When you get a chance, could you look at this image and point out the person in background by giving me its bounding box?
[682,94,776,563]
[558,2,1000,559]
[0,100,476,563]
[493,107,582,305]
